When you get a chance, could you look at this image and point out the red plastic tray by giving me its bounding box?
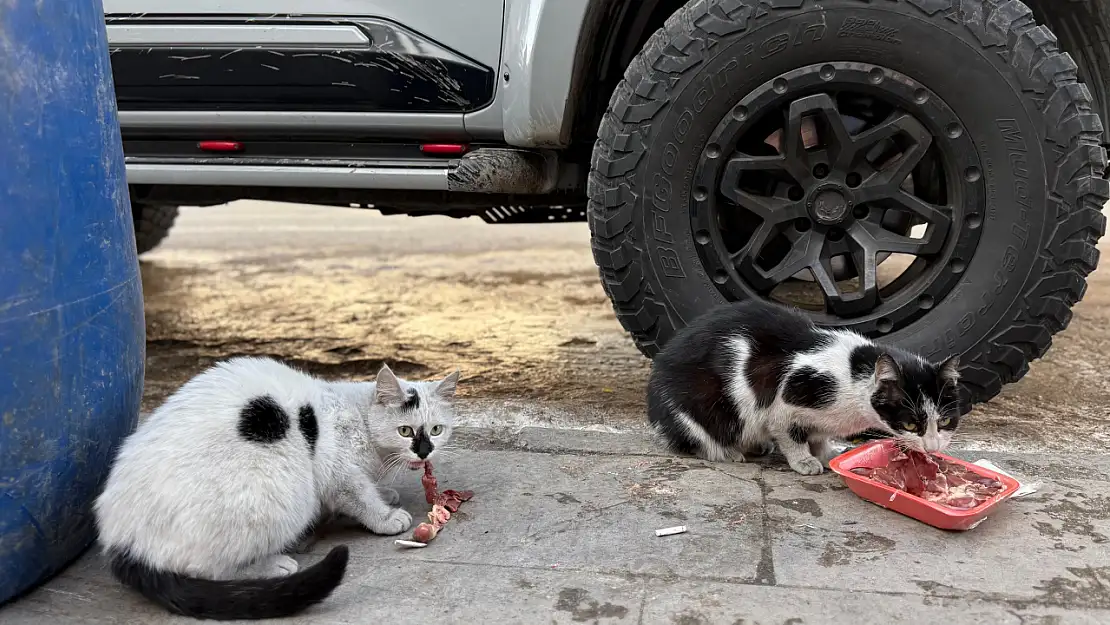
[828,440,1021,531]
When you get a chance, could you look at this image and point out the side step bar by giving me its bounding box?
[125,163,447,191]
[125,148,558,195]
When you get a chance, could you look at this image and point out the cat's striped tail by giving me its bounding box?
[107,545,349,620]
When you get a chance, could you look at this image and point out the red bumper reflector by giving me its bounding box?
[197,140,243,152]
[420,143,469,155]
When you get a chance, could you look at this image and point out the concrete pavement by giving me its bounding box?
[3,423,1108,624]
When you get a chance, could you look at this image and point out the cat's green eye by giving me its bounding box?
[430,425,444,436]
[938,417,952,428]
[902,422,918,432]
[397,426,414,438]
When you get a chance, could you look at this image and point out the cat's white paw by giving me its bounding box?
[378,487,401,506]
[788,456,825,476]
[266,555,300,577]
[369,508,413,535]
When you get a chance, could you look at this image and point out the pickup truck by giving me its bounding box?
[106,0,1110,409]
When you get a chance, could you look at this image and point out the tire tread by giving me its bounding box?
[133,204,178,255]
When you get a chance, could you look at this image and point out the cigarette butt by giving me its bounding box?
[394,539,428,549]
[655,525,688,537]
[888,492,897,502]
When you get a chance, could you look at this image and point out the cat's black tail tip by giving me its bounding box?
[316,544,350,585]
[109,544,350,620]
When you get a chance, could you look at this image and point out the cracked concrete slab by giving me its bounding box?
[764,466,1109,601]
[3,426,1109,623]
[640,581,1110,625]
[358,451,766,583]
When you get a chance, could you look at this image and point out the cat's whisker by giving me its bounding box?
[943,432,966,448]
[385,464,406,486]
[376,453,407,482]
[376,453,399,473]
[937,399,961,414]
[889,434,925,454]
[376,467,398,485]
[386,455,406,474]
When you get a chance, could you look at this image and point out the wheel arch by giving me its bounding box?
[567,0,686,148]
[1027,0,1110,145]
[567,0,1110,147]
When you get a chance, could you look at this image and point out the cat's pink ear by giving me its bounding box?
[436,370,460,400]
[873,354,900,384]
[938,355,960,383]
[375,364,404,407]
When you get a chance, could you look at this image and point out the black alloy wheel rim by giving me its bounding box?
[691,62,985,335]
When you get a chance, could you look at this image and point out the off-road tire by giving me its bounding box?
[132,204,178,255]
[588,0,1108,407]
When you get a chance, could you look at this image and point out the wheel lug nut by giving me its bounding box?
[813,164,830,179]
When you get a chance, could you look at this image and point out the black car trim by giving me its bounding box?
[106,15,495,114]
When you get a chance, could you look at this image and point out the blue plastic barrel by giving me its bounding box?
[0,0,145,604]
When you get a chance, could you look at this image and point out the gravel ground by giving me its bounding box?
[138,201,1110,453]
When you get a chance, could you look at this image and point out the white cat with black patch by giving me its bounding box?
[647,300,961,475]
[95,357,460,620]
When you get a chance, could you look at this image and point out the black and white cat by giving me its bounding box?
[95,356,460,619]
[647,300,961,475]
